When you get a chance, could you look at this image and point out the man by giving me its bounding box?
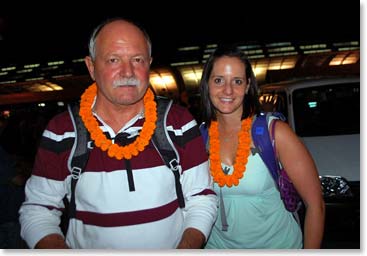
[19,18,217,249]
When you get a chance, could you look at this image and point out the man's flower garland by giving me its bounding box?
[79,83,157,160]
[209,117,253,187]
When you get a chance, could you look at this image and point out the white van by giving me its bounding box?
[259,76,360,199]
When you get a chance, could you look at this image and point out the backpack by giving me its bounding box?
[251,112,302,213]
[199,112,302,213]
[65,97,185,223]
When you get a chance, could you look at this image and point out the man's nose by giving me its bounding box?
[119,61,134,77]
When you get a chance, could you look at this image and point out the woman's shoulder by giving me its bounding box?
[255,111,286,120]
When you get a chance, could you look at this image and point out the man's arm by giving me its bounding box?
[35,234,69,249]
[19,175,67,248]
[169,108,218,248]
[176,228,205,249]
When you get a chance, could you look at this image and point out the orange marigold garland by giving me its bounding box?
[209,117,253,187]
[79,83,157,160]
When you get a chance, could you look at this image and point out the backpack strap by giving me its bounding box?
[151,97,185,208]
[67,97,185,218]
[199,122,209,149]
[199,122,230,231]
[251,112,284,182]
[253,113,302,216]
[67,102,92,219]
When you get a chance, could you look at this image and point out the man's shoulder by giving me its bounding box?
[45,110,74,134]
[170,102,192,115]
[166,103,196,126]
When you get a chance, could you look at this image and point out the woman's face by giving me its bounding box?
[208,56,249,117]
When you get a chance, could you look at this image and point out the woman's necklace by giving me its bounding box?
[79,83,157,160]
[208,117,253,187]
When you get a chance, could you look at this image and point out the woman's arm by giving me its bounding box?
[274,121,325,248]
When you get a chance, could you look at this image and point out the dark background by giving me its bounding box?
[0,2,360,66]
[0,2,362,249]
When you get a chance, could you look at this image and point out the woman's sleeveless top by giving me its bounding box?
[205,117,302,249]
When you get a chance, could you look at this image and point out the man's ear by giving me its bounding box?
[85,56,96,81]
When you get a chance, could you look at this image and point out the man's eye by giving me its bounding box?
[133,57,144,63]
[109,58,118,63]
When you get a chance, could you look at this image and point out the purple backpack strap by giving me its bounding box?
[270,119,279,160]
[251,112,280,182]
[199,122,209,148]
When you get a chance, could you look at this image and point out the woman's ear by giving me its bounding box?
[245,79,251,94]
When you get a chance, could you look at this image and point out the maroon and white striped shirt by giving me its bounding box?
[19,103,217,248]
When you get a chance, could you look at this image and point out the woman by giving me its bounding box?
[200,45,325,249]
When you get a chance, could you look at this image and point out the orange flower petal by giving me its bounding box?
[209,117,253,188]
[79,83,157,161]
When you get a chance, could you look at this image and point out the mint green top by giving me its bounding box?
[205,152,303,249]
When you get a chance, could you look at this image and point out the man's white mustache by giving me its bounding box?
[113,78,141,88]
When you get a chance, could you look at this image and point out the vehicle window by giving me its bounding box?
[259,91,288,120]
[292,82,360,136]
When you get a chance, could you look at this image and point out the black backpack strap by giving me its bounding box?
[151,97,185,208]
[67,102,92,219]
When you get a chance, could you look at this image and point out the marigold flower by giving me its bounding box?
[209,117,253,187]
[79,83,157,160]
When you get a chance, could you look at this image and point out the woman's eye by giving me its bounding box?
[234,79,244,85]
[214,78,223,84]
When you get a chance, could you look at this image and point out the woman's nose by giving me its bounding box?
[223,81,233,94]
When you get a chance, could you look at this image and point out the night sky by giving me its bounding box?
[0,2,360,66]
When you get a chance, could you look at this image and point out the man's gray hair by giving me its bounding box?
[88,17,152,61]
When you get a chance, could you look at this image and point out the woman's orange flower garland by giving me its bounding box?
[79,83,157,160]
[209,117,253,187]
